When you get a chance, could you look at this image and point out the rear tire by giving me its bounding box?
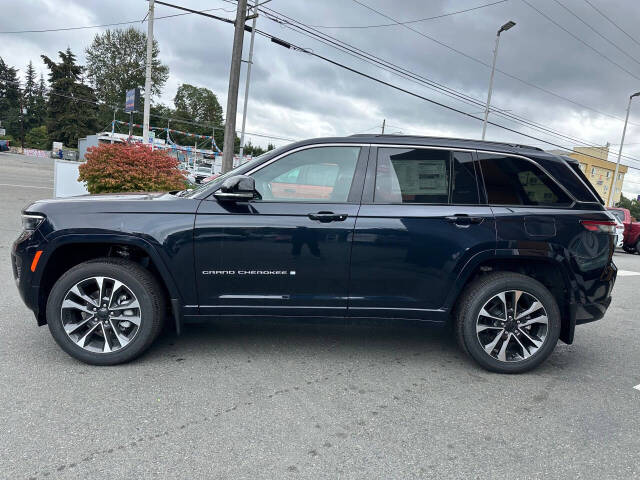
[46,258,165,365]
[455,272,560,374]
[623,244,636,254]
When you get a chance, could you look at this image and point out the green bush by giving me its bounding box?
[25,126,49,150]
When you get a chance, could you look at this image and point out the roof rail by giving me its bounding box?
[347,134,543,151]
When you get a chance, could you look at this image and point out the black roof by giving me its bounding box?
[286,134,545,156]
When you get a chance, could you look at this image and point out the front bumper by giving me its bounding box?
[12,229,47,323]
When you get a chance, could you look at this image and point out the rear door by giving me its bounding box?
[194,144,368,317]
[348,146,496,320]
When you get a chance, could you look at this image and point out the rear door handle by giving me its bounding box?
[308,211,348,223]
[445,214,484,226]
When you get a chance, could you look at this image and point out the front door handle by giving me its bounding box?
[308,211,348,223]
[445,214,484,226]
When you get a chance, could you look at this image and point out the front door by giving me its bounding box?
[194,144,368,317]
[348,146,496,320]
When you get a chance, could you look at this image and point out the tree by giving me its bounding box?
[0,57,21,138]
[78,143,186,193]
[174,84,223,125]
[617,193,640,220]
[23,61,39,131]
[42,48,99,147]
[25,125,49,150]
[85,28,169,109]
[34,74,47,127]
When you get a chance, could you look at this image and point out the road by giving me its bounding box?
[1,152,639,479]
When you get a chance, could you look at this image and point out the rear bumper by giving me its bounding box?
[575,295,612,325]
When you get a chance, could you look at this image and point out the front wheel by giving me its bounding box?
[455,272,560,373]
[623,244,636,254]
[46,258,165,365]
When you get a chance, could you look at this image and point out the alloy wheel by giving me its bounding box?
[60,276,142,353]
[476,290,548,363]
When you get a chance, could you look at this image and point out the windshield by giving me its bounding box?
[180,147,289,198]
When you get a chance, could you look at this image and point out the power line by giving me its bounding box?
[308,0,507,29]
[581,0,640,49]
[521,0,640,81]
[257,5,640,166]
[345,0,640,127]
[0,6,235,34]
[551,0,640,68]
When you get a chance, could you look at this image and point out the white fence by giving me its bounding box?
[53,159,88,198]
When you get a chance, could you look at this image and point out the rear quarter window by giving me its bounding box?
[478,154,573,207]
[536,156,601,204]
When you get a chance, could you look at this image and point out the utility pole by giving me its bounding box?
[142,0,155,145]
[111,109,116,143]
[610,91,640,207]
[19,94,24,152]
[238,0,258,160]
[381,118,386,134]
[481,20,516,140]
[222,0,248,173]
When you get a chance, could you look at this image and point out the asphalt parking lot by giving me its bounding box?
[1,152,639,479]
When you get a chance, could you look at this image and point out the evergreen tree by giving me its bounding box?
[0,57,22,138]
[23,61,38,131]
[41,48,99,147]
[34,74,47,127]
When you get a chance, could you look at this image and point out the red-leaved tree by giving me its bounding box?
[79,143,186,194]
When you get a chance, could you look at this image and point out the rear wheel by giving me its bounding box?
[46,258,165,365]
[623,244,636,254]
[456,272,560,373]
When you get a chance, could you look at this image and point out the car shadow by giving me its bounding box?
[148,317,461,362]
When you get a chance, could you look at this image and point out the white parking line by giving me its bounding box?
[617,270,640,277]
[0,183,53,190]
[634,384,640,391]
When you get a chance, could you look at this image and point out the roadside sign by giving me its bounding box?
[0,128,5,136]
[148,131,156,144]
[125,88,141,113]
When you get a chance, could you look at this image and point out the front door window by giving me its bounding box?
[251,146,361,202]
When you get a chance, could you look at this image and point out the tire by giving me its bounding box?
[623,244,636,254]
[46,257,165,365]
[455,272,560,374]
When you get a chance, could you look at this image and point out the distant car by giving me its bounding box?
[0,140,10,152]
[609,207,640,253]
[607,209,625,248]
[201,173,221,183]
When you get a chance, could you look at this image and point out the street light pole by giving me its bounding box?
[222,0,248,173]
[238,0,258,160]
[610,91,640,207]
[481,20,516,140]
[142,0,155,144]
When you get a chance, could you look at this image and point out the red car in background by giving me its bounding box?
[608,207,640,253]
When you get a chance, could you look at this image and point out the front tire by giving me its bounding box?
[46,258,165,365]
[455,272,560,373]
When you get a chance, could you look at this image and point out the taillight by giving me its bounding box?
[580,220,616,233]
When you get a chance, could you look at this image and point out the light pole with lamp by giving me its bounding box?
[609,91,640,206]
[481,20,516,140]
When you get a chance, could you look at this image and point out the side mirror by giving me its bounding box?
[214,175,258,202]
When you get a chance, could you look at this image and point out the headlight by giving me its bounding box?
[22,213,45,232]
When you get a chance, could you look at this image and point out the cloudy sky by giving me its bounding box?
[2,0,640,197]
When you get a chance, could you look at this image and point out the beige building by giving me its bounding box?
[566,146,627,205]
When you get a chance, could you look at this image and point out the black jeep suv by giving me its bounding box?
[12,135,617,372]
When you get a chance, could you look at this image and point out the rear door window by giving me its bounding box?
[374,148,480,204]
[478,154,573,207]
